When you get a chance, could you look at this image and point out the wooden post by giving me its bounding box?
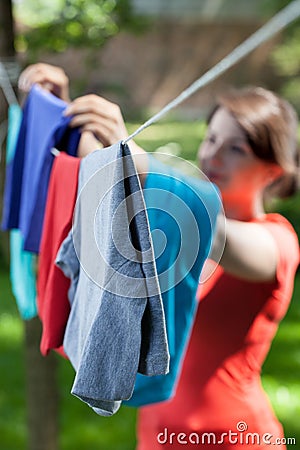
[24,318,59,450]
[0,2,59,449]
[0,0,15,266]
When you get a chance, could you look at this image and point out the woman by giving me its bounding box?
[20,64,299,449]
[136,89,300,449]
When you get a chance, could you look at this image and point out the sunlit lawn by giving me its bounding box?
[262,274,300,443]
[0,121,299,449]
[0,268,138,450]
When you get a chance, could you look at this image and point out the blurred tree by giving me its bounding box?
[262,0,300,108]
[13,0,144,60]
[263,0,300,242]
[0,0,15,56]
[0,0,15,267]
[271,27,300,107]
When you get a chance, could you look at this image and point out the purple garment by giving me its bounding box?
[1,85,80,253]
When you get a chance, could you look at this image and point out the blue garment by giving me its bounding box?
[56,142,169,416]
[3,105,37,320]
[1,104,23,228]
[1,85,81,253]
[125,155,221,407]
[9,229,37,320]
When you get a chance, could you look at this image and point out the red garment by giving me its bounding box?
[37,152,80,356]
[137,214,299,450]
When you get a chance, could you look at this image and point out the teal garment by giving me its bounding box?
[6,105,37,320]
[125,155,220,407]
[6,105,22,164]
[9,230,37,320]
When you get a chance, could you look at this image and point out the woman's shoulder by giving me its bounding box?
[254,212,293,229]
[255,212,297,236]
[256,213,299,273]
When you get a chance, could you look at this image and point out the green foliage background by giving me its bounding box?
[13,0,146,59]
[12,0,300,112]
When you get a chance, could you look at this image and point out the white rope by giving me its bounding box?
[124,0,300,144]
[0,61,19,105]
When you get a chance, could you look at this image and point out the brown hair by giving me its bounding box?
[208,87,300,198]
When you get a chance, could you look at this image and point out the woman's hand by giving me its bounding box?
[18,63,70,102]
[64,94,128,147]
[65,94,148,179]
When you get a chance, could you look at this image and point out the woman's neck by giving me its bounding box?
[221,191,265,221]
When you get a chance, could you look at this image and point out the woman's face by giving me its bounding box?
[198,107,274,200]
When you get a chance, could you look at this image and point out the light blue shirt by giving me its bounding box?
[125,155,221,406]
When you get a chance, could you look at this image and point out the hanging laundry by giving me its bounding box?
[37,152,80,356]
[2,104,23,228]
[1,85,81,253]
[125,155,221,406]
[9,230,37,320]
[55,141,169,416]
[2,104,37,320]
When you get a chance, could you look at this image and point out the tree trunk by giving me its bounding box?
[0,0,15,56]
[0,0,15,267]
[0,2,59,449]
[24,318,59,450]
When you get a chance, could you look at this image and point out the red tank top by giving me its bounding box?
[137,214,299,450]
[37,152,80,356]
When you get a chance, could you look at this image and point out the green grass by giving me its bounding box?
[0,121,299,449]
[0,269,137,450]
[262,274,300,444]
[58,362,137,450]
[128,120,207,161]
[0,270,27,449]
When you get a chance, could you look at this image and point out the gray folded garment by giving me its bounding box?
[56,141,169,416]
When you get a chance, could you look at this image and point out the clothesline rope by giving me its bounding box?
[0,61,19,106]
[123,0,300,144]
